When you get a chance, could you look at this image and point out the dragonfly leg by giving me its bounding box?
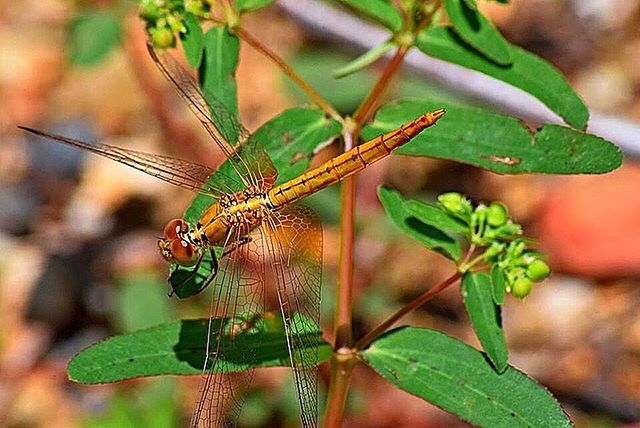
[221,235,253,258]
[192,248,219,295]
[167,251,206,297]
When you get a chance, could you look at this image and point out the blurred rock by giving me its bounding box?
[532,163,640,278]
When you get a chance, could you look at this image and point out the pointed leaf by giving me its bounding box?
[378,187,461,260]
[180,13,204,68]
[462,271,508,372]
[491,264,506,305]
[333,0,403,32]
[236,0,275,13]
[362,99,621,174]
[405,199,469,236]
[68,313,331,384]
[416,25,588,129]
[334,40,395,78]
[68,12,122,66]
[444,0,512,65]
[200,26,240,141]
[361,327,573,427]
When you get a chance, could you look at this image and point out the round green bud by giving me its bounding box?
[527,259,550,282]
[487,202,508,227]
[438,192,465,214]
[484,242,504,259]
[150,26,175,48]
[511,277,533,299]
[139,3,162,21]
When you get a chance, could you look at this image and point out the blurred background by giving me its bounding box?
[1,0,640,426]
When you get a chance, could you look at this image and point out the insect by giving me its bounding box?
[19,44,444,427]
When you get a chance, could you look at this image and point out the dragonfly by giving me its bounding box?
[19,43,444,428]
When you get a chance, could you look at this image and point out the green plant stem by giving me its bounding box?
[233,27,343,122]
[334,128,356,349]
[355,271,462,350]
[323,350,357,427]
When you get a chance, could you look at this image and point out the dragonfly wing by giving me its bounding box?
[262,204,322,428]
[147,44,278,190]
[191,226,264,427]
[18,126,241,198]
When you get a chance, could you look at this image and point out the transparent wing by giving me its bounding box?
[191,226,264,428]
[262,204,322,428]
[18,126,238,198]
[147,44,278,190]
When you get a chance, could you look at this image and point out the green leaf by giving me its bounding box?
[378,187,461,260]
[334,40,395,78]
[362,99,621,174]
[180,13,204,68]
[236,0,275,13]
[491,264,506,305]
[68,12,122,66]
[463,0,477,10]
[200,26,240,143]
[443,0,511,65]
[416,25,588,130]
[405,199,469,236]
[361,327,573,427]
[334,0,403,32]
[461,271,508,372]
[68,313,331,384]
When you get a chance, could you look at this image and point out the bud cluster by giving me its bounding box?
[139,0,210,48]
[437,192,550,299]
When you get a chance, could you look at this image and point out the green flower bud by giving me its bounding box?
[511,277,533,299]
[139,1,162,21]
[487,202,508,227]
[149,26,175,48]
[166,14,185,33]
[438,192,465,214]
[484,242,504,259]
[527,259,550,282]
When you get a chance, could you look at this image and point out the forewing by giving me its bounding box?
[262,204,322,428]
[147,44,278,190]
[191,226,264,427]
[18,126,235,198]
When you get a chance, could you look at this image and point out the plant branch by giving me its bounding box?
[323,350,357,427]
[233,27,343,122]
[355,271,462,350]
[334,128,357,349]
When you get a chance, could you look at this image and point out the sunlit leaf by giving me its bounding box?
[68,12,122,66]
[416,25,588,129]
[236,0,275,13]
[68,313,331,383]
[461,271,508,372]
[378,187,461,260]
[361,327,573,427]
[334,40,395,78]
[180,12,204,68]
[443,0,511,65]
[333,0,403,32]
[362,99,621,174]
[491,264,506,305]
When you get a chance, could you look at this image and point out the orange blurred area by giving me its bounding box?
[1,0,640,427]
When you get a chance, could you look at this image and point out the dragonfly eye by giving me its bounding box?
[169,238,200,267]
[164,218,189,240]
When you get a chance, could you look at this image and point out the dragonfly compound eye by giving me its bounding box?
[169,239,199,267]
[164,218,189,240]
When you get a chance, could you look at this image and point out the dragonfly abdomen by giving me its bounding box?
[267,109,445,208]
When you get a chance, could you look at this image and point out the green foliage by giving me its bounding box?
[361,327,573,428]
[443,0,512,65]
[378,187,462,260]
[416,25,589,129]
[334,40,395,78]
[235,0,275,13]
[333,0,403,32]
[362,99,621,174]
[461,271,508,372]
[115,274,173,332]
[180,12,204,67]
[69,313,331,383]
[68,12,122,66]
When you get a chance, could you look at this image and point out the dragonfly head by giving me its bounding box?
[158,218,201,267]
